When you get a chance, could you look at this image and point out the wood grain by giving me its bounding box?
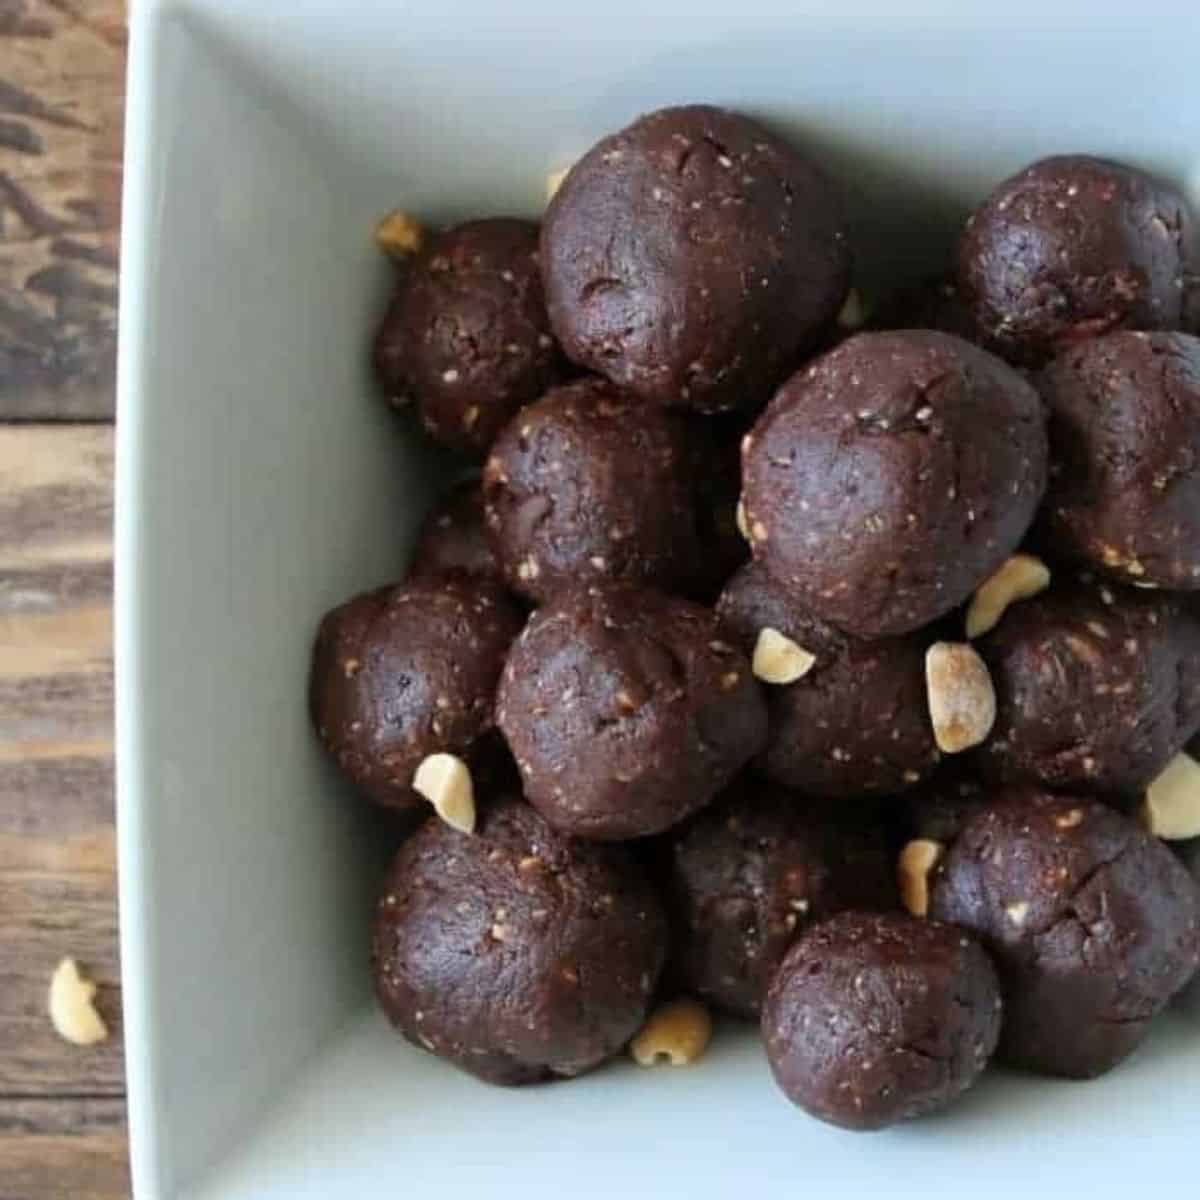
[0,425,124,1193]
[0,0,124,421]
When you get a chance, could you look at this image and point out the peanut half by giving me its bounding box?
[630,998,713,1067]
[48,958,108,1047]
[373,209,426,259]
[1141,752,1200,841]
[752,627,817,685]
[925,641,996,753]
[413,752,476,834]
[897,839,945,918]
[965,554,1051,639]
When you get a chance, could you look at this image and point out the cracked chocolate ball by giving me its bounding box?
[976,575,1200,796]
[372,797,667,1084]
[309,578,522,809]
[930,790,1200,1078]
[763,911,1002,1129]
[482,377,708,603]
[741,330,1048,637]
[496,582,768,840]
[541,104,850,413]
[1037,331,1200,589]
[665,780,898,1019]
[957,155,1194,366]
[716,561,939,795]
[373,218,562,457]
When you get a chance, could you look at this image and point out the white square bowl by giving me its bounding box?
[115,2,1200,1196]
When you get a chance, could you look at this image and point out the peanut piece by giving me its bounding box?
[925,641,996,753]
[965,553,1051,638]
[630,998,713,1067]
[897,839,944,918]
[545,166,571,203]
[752,627,816,685]
[1141,752,1200,840]
[412,753,476,834]
[373,209,425,259]
[48,958,108,1047]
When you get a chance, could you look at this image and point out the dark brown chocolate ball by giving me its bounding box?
[309,578,522,808]
[1038,331,1200,589]
[929,790,1200,1078]
[763,911,1002,1129]
[372,798,667,1084]
[741,331,1048,637]
[717,561,939,795]
[541,104,850,413]
[409,480,501,584]
[482,377,707,603]
[665,781,898,1019]
[957,155,1194,366]
[496,583,768,840]
[373,219,562,457]
[976,575,1200,796]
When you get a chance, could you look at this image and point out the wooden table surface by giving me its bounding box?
[1,2,128,1197]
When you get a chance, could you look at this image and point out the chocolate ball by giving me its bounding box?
[372,798,667,1084]
[976,575,1200,796]
[482,377,707,603]
[763,911,1002,1129]
[541,104,850,413]
[957,155,1194,366]
[930,790,1200,1077]
[374,218,562,457]
[309,578,522,808]
[1038,331,1200,589]
[741,330,1048,636]
[496,583,768,840]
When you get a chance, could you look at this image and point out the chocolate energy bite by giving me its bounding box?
[496,583,767,840]
[929,790,1200,1078]
[666,781,898,1019]
[372,798,667,1084]
[309,578,522,809]
[483,377,707,603]
[957,155,1195,366]
[741,330,1048,637]
[408,479,501,584]
[977,575,1200,796]
[374,218,562,457]
[717,561,939,795]
[763,911,1001,1130]
[1038,331,1200,589]
[541,104,850,413]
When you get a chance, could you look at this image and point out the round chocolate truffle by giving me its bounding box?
[482,377,706,603]
[717,561,939,795]
[976,575,1200,796]
[763,911,1002,1129]
[409,480,501,584]
[957,155,1194,366]
[496,583,768,840]
[541,104,850,413]
[741,330,1048,637]
[373,218,561,457]
[1038,331,1200,589]
[929,790,1200,1078]
[372,798,667,1084]
[309,578,522,809]
[666,781,898,1019]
